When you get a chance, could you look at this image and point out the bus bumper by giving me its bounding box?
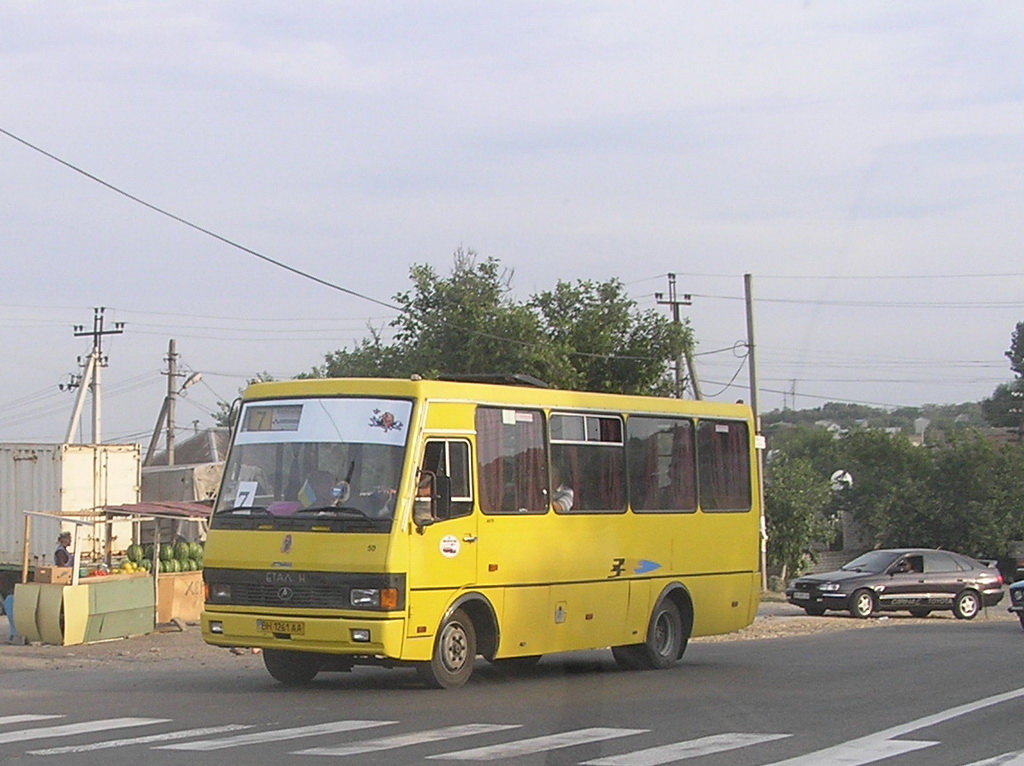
[200,609,408,658]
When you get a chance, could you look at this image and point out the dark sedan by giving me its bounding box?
[785,548,1004,619]
[1009,579,1024,630]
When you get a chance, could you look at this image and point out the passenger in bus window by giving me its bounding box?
[551,463,574,512]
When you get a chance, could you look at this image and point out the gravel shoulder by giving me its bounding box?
[0,598,1015,673]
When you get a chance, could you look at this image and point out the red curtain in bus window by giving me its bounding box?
[698,420,751,511]
[475,408,505,512]
[669,421,697,510]
[475,407,547,513]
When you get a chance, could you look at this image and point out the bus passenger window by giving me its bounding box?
[627,416,697,513]
[476,407,548,514]
[697,420,752,512]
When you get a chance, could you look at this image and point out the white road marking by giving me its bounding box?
[963,752,1024,766]
[581,733,792,765]
[156,720,395,751]
[764,685,1024,766]
[26,724,254,755]
[294,723,522,756]
[428,727,647,760]
[0,715,62,726]
[0,717,168,745]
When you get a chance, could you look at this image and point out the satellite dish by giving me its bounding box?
[830,470,853,491]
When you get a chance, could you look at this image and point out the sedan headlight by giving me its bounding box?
[819,582,841,592]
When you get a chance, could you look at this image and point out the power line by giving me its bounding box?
[0,125,399,312]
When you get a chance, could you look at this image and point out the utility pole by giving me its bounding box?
[65,307,124,444]
[744,274,768,591]
[655,273,702,399]
[145,339,202,466]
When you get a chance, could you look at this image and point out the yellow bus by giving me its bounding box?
[201,376,762,687]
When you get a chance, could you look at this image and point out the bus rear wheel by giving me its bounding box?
[417,608,477,689]
[612,598,686,671]
[263,649,321,686]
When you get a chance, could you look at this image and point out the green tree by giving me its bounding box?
[765,454,835,582]
[530,279,686,394]
[923,432,1006,557]
[311,248,688,394]
[833,430,932,548]
[982,321,1024,433]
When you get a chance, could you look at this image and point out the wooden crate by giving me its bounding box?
[156,571,204,624]
[33,566,72,585]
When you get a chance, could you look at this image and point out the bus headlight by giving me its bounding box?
[207,583,232,602]
[350,587,400,610]
[350,588,379,607]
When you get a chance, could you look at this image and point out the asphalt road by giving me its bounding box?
[1,607,1022,766]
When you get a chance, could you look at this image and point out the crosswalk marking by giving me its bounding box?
[963,752,1024,766]
[0,715,62,726]
[26,724,254,755]
[156,720,395,751]
[294,723,522,756]
[581,733,793,766]
[762,737,937,766]
[0,717,168,745]
[429,727,647,760]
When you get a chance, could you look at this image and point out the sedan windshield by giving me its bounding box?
[841,550,901,573]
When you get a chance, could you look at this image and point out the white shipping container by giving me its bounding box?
[0,444,140,572]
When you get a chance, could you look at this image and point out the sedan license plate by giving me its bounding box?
[793,591,810,600]
[257,619,304,635]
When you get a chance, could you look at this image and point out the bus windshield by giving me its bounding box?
[214,397,412,523]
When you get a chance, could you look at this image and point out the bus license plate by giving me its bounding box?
[257,619,304,635]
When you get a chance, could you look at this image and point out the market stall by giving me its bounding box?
[12,501,210,646]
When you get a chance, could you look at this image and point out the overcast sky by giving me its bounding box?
[2,1,1023,445]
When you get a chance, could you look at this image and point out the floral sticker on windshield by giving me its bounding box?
[369,409,404,433]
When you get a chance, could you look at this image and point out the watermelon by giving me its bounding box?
[126,544,144,563]
[139,559,153,572]
[174,542,191,560]
[159,544,174,562]
[188,541,203,559]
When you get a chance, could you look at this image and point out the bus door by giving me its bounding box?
[408,438,477,598]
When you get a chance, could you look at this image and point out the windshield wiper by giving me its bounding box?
[290,505,373,519]
[218,505,270,516]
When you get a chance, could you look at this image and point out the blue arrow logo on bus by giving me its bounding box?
[633,559,661,575]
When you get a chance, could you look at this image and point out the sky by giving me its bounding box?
[2,1,1023,447]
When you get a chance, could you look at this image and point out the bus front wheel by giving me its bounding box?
[263,649,321,686]
[417,608,477,689]
[612,598,686,671]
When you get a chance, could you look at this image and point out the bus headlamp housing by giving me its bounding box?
[350,587,400,610]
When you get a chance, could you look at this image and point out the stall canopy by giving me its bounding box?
[102,501,212,519]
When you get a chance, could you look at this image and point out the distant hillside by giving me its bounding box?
[761,401,989,440]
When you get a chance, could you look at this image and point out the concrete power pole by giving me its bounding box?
[65,307,124,444]
[744,274,768,591]
[656,273,702,399]
[145,339,202,467]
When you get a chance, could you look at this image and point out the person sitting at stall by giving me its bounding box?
[54,531,74,568]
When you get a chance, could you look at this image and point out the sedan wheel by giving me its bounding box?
[850,589,875,619]
[952,590,980,620]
